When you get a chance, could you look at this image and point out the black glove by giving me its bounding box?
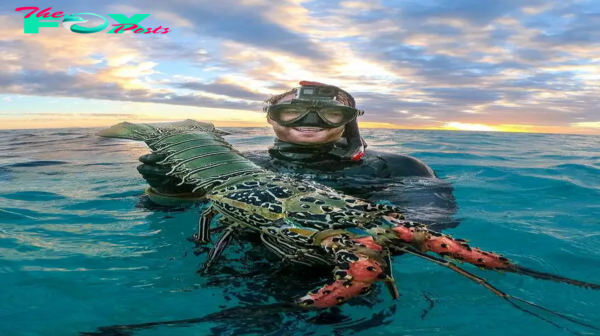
[137,153,196,195]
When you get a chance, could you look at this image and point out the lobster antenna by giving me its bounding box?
[79,303,309,336]
[396,246,599,332]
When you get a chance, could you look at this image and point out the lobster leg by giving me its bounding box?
[192,205,218,244]
[382,216,600,290]
[383,251,401,299]
[297,233,396,308]
[396,245,519,297]
[197,225,237,274]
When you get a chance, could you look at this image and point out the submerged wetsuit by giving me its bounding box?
[137,138,460,230]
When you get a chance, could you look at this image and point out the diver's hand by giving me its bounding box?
[137,153,196,195]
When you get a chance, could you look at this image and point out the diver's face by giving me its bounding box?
[267,116,345,145]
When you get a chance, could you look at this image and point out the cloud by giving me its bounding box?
[118,0,330,60]
[571,122,600,129]
[1,0,600,134]
[0,69,263,111]
[0,12,264,111]
[173,80,267,101]
[399,0,549,26]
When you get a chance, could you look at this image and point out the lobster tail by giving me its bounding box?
[98,120,266,192]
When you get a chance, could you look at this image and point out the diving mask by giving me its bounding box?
[264,83,364,128]
[264,81,368,161]
[266,100,362,128]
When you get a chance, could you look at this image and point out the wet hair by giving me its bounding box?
[264,88,297,105]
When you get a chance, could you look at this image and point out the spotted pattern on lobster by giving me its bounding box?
[97,120,600,332]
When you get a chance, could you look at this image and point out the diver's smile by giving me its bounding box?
[292,127,325,133]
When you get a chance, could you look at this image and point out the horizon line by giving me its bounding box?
[1,123,598,137]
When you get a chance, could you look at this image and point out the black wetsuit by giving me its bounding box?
[138,139,459,230]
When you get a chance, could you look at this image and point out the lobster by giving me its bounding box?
[96,119,600,332]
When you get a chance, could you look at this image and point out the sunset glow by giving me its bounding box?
[1,1,599,135]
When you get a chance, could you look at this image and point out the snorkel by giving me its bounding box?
[264,81,367,161]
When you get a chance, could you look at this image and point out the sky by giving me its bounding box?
[1,0,600,134]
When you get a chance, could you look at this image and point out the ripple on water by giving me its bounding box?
[80,162,119,167]
[7,160,69,168]
[409,151,512,162]
[1,128,599,336]
[0,208,42,221]
[0,191,68,201]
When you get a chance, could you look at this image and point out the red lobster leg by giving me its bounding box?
[297,235,391,308]
[385,216,511,270]
[384,216,600,290]
[421,235,511,269]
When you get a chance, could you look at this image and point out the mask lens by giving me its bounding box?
[319,107,356,125]
[320,109,345,124]
[277,107,305,122]
[268,105,309,125]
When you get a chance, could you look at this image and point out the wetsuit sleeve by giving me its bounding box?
[368,152,460,230]
[376,153,437,178]
[137,153,195,194]
[137,153,206,207]
[366,179,460,231]
[136,150,269,207]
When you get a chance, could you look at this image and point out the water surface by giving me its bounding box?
[1,127,599,336]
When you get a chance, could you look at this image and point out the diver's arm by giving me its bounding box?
[366,180,460,231]
[136,151,269,207]
[137,153,206,206]
[370,151,437,178]
[367,151,460,230]
[137,153,196,194]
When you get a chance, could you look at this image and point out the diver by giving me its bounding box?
[137,81,459,229]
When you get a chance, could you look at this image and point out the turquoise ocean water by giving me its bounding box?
[1,127,599,336]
